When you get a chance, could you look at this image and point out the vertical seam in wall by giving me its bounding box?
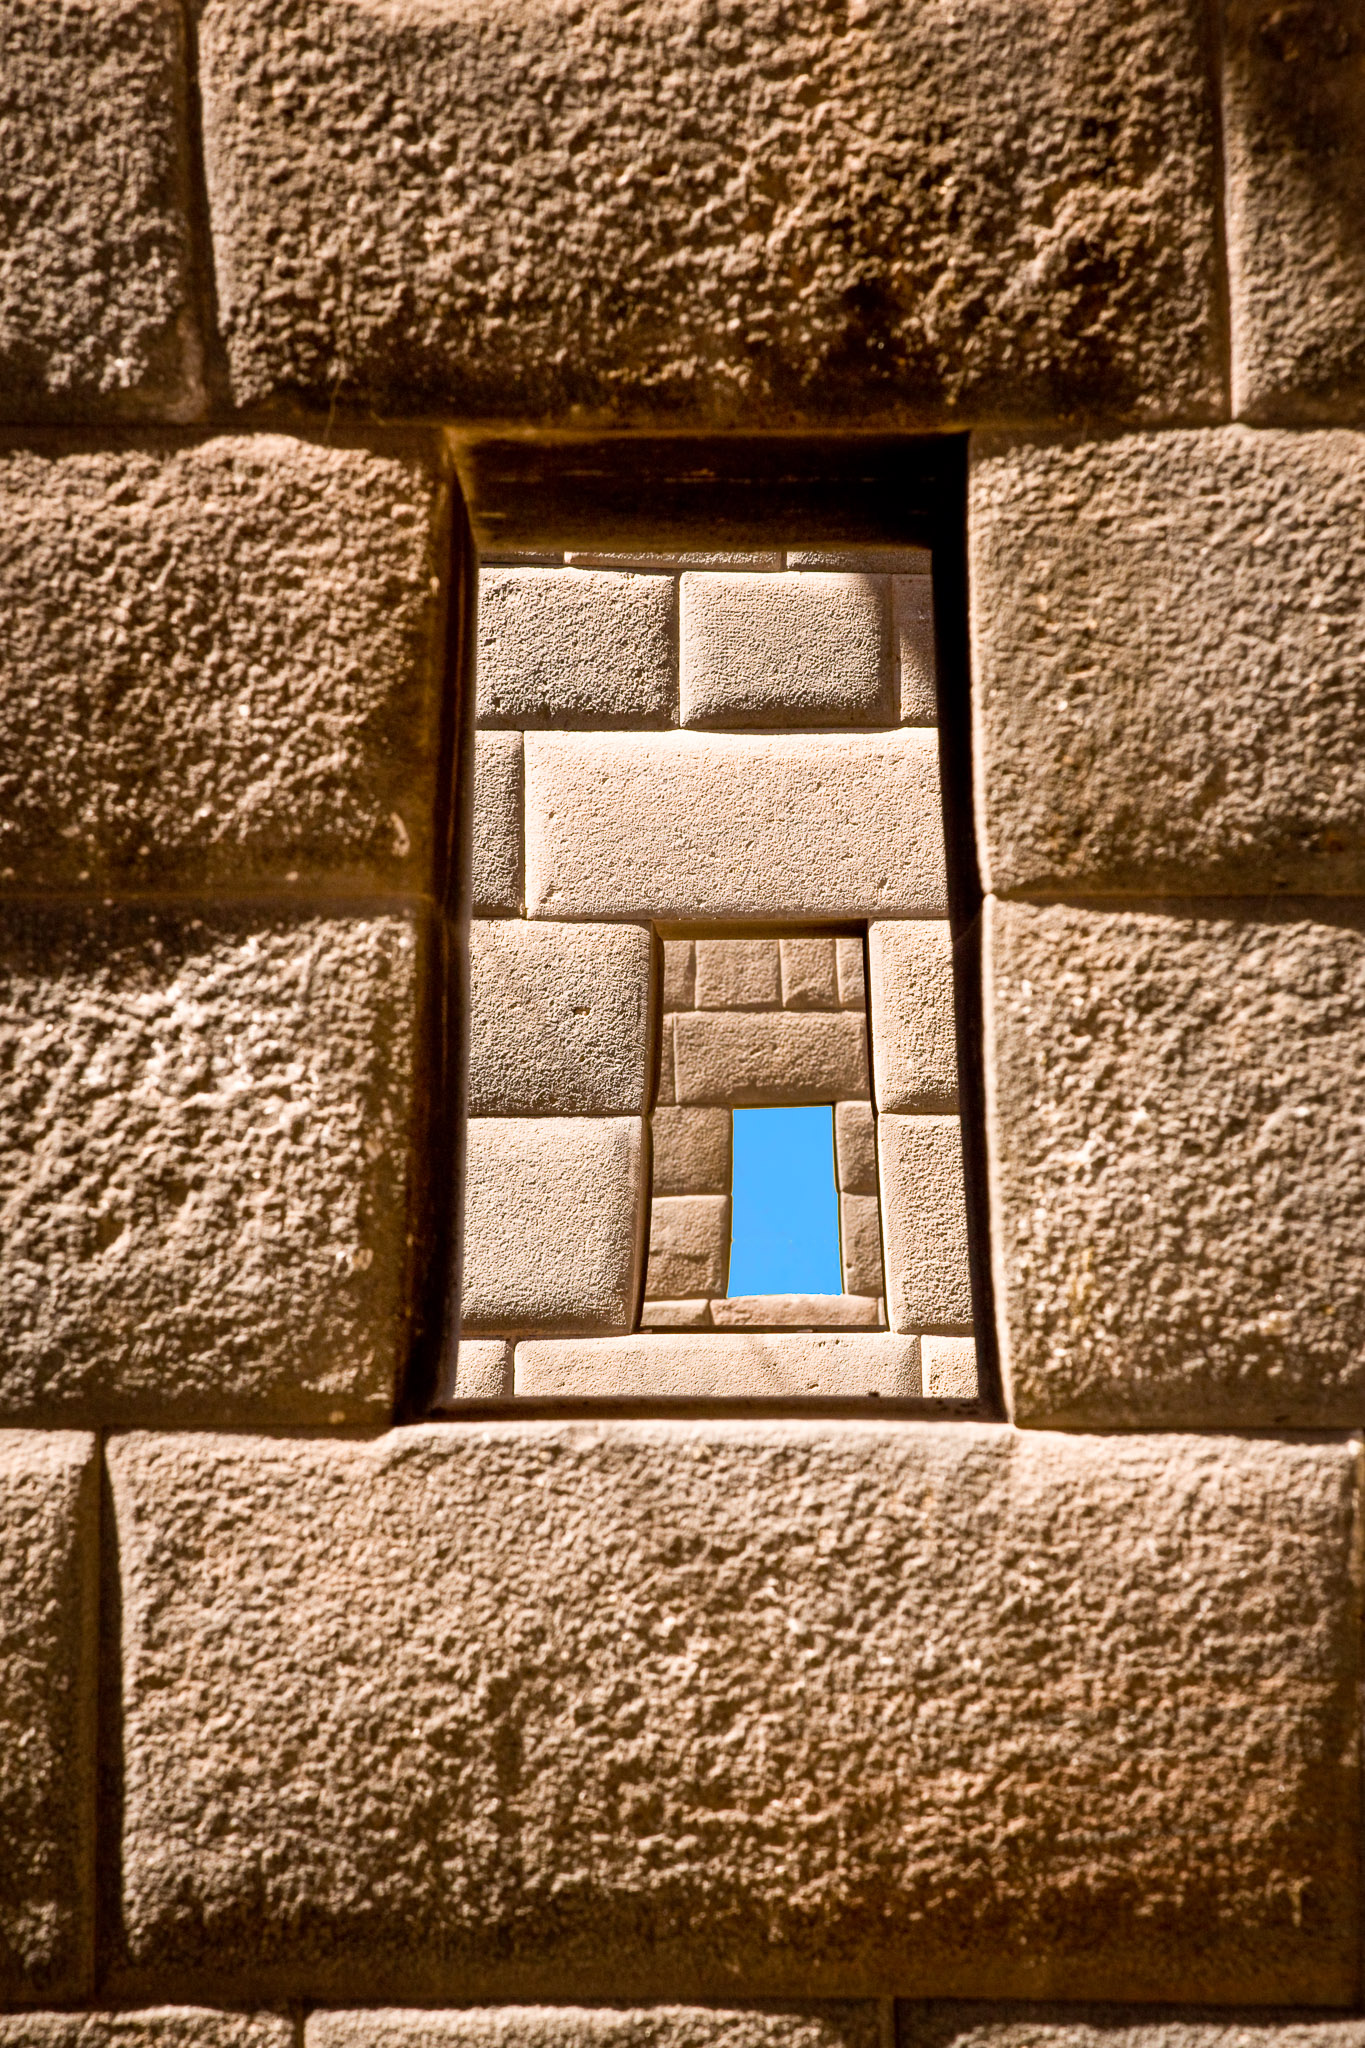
[94,1431,124,1994]
[1205,0,1238,419]
[175,0,234,416]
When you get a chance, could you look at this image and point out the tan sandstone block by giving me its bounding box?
[461,1117,645,1333]
[109,1425,1359,2001]
[709,1297,883,1332]
[987,897,1365,1427]
[662,938,696,1011]
[834,1102,878,1195]
[694,938,781,1011]
[901,2011,1365,2048]
[309,2009,877,2048]
[516,1335,915,1396]
[441,1341,512,1403]
[639,1300,712,1331]
[780,936,840,1011]
[0,903,431,1426]
[468,920,653,1116]
[839,1196,884,1299]
[651,1108,731,1196]
[470,732,523,915]
[674,1013,868,1107]
[895,577,938,724]
[788,549,932,575]
[645,1196,731,1301]
[879,1116,973,1333]
[836,938,865,1009]
[921,1337,980,1402]
[654,1016,677,1107]
[868,921,959,1113]
[0,1432,97,2004]
[972,428,1365,896]
[476,568,675,728]
[0,2018,292,2048]
[525,731,947,923]
[680,573,891,729]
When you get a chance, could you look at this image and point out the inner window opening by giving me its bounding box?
[729,1105,841,1297]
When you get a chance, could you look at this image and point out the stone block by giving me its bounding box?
[972,428,1365,897]
[309,2009,876,2048]
[879,1115,973,1332]
[0,1431,97,2003]
[441,1341,512,1403]
[639,1300,712,1331]
[674,1013,868,1107]
[679,573,891,729]
[0,2018,292,2048]
[645,1196,731,1301]
[834,1102,878,1195]
[662,938,696,1010]
[524,731,948,923]
[789,549,932,575]
[780,937,840,1011]
[836,938,866,1009]
[921,1337,980,1402]
[695,938,781,1011]
[987,897,1365,1427]
[868,921,959,1113]
[839,1196,884,1298]
[467,920,653,1116]
[0,0,199,421]
[0,903,431,1426]
[709,1297,882,1331]
[568,553,784,572]
[197,0,1221,424]
[0,438,446,896]
[894,576,938,724]
[476,568,675,729]
[901,2011,1365,2048]
[517,1335,915,1396]
[655,1017,677,1107]
[651,1108,731,1196]
[109,1424,1359,2001]
[470,732,523,915]
[460,1117,645,1334]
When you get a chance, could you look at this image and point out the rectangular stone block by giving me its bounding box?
[0,903,432,1426]
[709,1297,882,1331]
[680,573,891,729]
[309,2008,877,2048]
[460,1117,645,1334]
[0,438,447,896]
[839,1195,884,1298]
[834,1102,878,1195]
[470,732,523,915]
[972,428,1365,897]
[525,731,948,923]
[0,1431,97,2004]
[780,936,840,1011]
[789,549,932,575]
[894,576,938,725]
[645,1195,731,1301]
[674,1012,868,1106]
[901,2011,1365,2048]
[986,897,1365,1427]
[0,0,200,421]
[467,920,653,1116]
[879,1115,973,1332]
[476,568,675,728]
[695,938,781,1010]
[441,1340,512,1403]
[640,1299,712,1330]
[655,1016,677,1106]
[921,1336,979,1402]
[868,921,959,1113]
[567,552,784,571]
[0,2017,291,2048]
[836,937,865,1009]
[662,938,696,1010]
[109,1425,1359,2002]
[651,1107,731,1196]
[517,1335,915,1395]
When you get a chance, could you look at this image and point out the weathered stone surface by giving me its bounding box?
[517,1336,915,1396]
[901,2010,1365,2048]
[460,1117,645,1333]
[645,1196,731,1301]
[879,1116,973,1332]
[709,1297,883,1331]
[780,937,841,1011]
[836,939,865,1009]
[467,920,653,1116]
[0,903,430,1425]
[0,438,446,895]
[639,1299,712,1331]
[0,1431,97,2003]
[655,1017,677,1106]
[526,732,947,923]
[109,1424,1360,2001]
[920,1337,979,1402]
[662,939,696,1010]
[868,921,958,1113]
[834,1102,878,1194]
[470,732,523,916]
[310,2007,876,2048]
[568,553,784,572]
[972,428,1365,897]
[674,1013,868,1107]
[789,550,931,575]
[895,577,938,724]
[651,1108,731,1197]
[987,897,1365,1426]
[197,0,1221,425]
[839,1196,884,1297]
[0,2016,292,2048]
[694,939,781,1011]
[440,1340,512,1403]
[0,0,200,421]
[680,574,891,729]
[476,568,676,729]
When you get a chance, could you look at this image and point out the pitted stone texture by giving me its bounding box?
[920,1337,979,1402]
[0,2018,292,2048]
[645,1196,730,1301]
[901,2010,1365,2048]
[869,922,959,1113]
[441,1340,512,1403]
[526,732,946,923]
[674,1013,868,1107]
[780,937,841,1011]
[0,0,199,421]
[839,1196,884,1298]
[109,1424,1359,2002]
[516,1337,916,1397]
[477,569,675,729]
[651,1109,731,1197]
[0,439,446,895]
[640,1300,712,1331]
[0,904,430,1425]
[468,921,653,1117]
[680,574,890,729]
[710,1297,882,1331]
[895,578,938,724]
[972,429,1365,897]
[470,732,523,916]
[836,939,866,1009]
[835,1103,878,1195]
[461,1117,645,1333]
[197,0,1221,425]
[310,2011,878,2048]
[0,1432,96,2004]
[662,940,696,1011]
[987,897,1365,1427]
[879,1116,972,1333]
[694,939,781,1012]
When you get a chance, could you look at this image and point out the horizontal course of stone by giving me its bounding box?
[515,1335,924,1399]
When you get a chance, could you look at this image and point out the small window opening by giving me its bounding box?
[728,1105,841,1297]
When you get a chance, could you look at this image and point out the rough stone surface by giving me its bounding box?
[920,1337,980,1402]
[0,0,200,421]
[835,1102,878,1195]
[197,0,1222,425]
[780,937,841,1011]
[516,1337,916,1397]
[879,1116,973,1333]
[674,1013,868,1107]
[901,2011,1365,2048]
[655,1017,677,1106]
[680,574,891,729]
[640,1300,712,1331]
[477,569,676,728]
[987,897,1365,1427]
[836,940,866,1009]
[839,1196,884,1298]
[309,2010,878,2048]
[662,940,696,1010]
[109,1424,1360,2002]
[651,1109,731,1197]
[645,1196,731,1301]
[694,939,781,1011]
[972,428,1365,897]
[470,732,523,916]
[0,2018,292,2048]
[441,1341,513,1403]
[895,578,938,724]
[709,1298,883,1331]
[467,920,653,1116]
[0,1431,97,2003]
[0,438,447,895]
[868,921,959,1113]
[0,903,430,1425]
[789,550,931,576]
[460,1117,645,1333]
[526,732,947,923]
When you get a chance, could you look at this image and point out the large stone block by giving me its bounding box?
[0,1431,97,2003]
[901,2010,1365,2048]
[694,939,781,1012]
[309,2010,878,2048]
[878,1115,972,1333]
[972,428,1365,897]
[518,1335,918,1398]
[526,732,946,923]
[109,1424,1360,2002]
[0,0,199,421]
[0,438,447,895]
[674,1012,868,1107]
[0,903,432,1425]
[467,920,653,1116]
[651,1108,731,1196]
[868,921,958,1113]
[680,574,891,729]
[0,2018,291,2048]
[986,897,1365,1427]
[197,0,1221,425]
[476,569,676,729]
[645,1195,731,1301]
